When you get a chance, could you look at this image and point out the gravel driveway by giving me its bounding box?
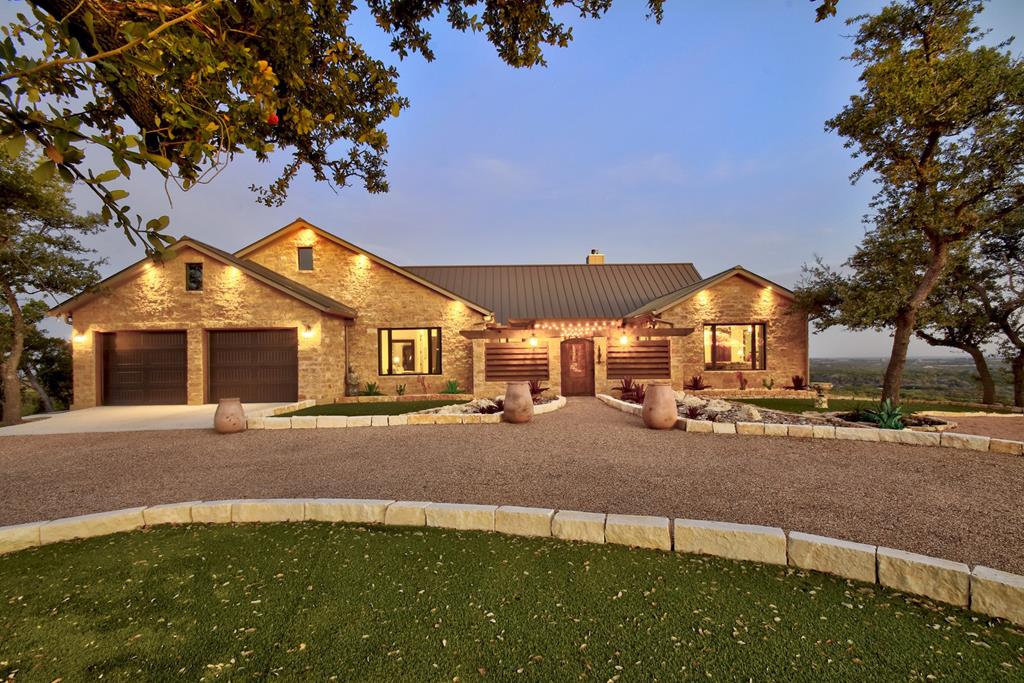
[1,398,1022,573]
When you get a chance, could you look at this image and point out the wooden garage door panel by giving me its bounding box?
[102,331,188,405]
[208,329,298,403]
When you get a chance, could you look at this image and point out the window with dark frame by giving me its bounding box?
[185,263,204,291]
[703,323,766,370]
[297,246,314,271]
[378,328,441,375]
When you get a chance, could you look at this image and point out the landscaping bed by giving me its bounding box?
[2,523,1021,681]
[734,397,1017,415]
[283,399,468,417]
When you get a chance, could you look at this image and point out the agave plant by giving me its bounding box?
[362,381,383,396]
[866,399,904,430]
[684,375,707,390]
[440,379,461,394]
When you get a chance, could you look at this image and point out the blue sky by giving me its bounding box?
[14,0,1024,356]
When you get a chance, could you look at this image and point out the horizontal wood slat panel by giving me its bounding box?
[485,343,549,382]
[607,340,671,379]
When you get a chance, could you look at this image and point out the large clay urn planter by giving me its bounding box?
[214,398,247,434]
[642,383,678,430]
[502,382,534,423]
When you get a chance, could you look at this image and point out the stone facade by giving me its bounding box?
[241,225,487,396]
[68,245,348,407]
[650,275,808,393]
[62,222,807,404]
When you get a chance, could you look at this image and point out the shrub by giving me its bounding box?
[735,371,748,390]
[684,375,708,390]
[440,379,461,394]
[632,382,646,404]
[528,380,547,397]
[396,383,406,396]
[685,405,703,419]
[362,382,382,396]
[788,375,807,390]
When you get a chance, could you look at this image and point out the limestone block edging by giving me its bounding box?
[2,498,1023,626]
[495,506,555,537]
[596,393,1024,457]
[971,566,1024,624]
[674,519,787,565]
[787,531,876,583]
[605,514,671,550]
[877,547,971,608]
[246,396,567,430]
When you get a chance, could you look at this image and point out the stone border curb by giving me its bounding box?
[1,499,1021,626]
[246,396,568,430]
[596,393,1024,457]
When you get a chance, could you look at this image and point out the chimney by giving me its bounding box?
[586,249,605,265]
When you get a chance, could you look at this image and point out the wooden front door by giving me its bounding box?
[560,338,595,396]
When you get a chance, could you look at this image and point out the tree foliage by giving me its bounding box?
[795,0,1024,403]
[0,150,103,424]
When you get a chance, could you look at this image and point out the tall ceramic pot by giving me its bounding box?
[642,383,677,429]
[502,382,534,423]
[214,397,247,434]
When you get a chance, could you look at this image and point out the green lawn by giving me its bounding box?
[283,399,468,416]
[1,524,1021,680]
[734,397,1017,415]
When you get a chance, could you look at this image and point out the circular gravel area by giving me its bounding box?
[1,399,1022,573]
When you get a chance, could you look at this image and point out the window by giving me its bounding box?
[704,323,766,370]
[297,246,314,271]
[378,328,441,375]
[185,263,203,291]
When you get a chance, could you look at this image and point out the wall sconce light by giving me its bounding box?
[72,333,87,344]
[618,334,629,346]
[529,335,538,347]
[302,325,315,338]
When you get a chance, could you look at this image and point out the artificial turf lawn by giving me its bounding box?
[2,525,1022,681]
[283,399,468,416]
[733,397,1017,415]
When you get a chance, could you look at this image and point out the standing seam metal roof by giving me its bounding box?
[405,263,703,324]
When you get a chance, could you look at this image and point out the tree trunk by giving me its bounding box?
[1,284,25,426]
[965,346,997,405]
[22,367,55,413]
[882,241,951,403]
[1013,352,1024,408]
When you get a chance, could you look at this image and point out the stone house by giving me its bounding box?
[51,218,808,407]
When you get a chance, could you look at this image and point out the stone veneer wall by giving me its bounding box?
[242,225,487,396]
[621,275,808,394]
[68,246,347,407]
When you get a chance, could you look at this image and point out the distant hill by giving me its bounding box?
[809,357,1013,404]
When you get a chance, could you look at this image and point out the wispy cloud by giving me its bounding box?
[602,153,689,186]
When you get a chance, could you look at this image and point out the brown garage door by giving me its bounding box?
[101,331,188,405]
[208,329,298,403]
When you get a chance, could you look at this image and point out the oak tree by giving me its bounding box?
[0,151,103,425]
[796,0,1024,402]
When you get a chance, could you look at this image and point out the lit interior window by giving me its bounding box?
[703,323,766,370]
[378,328,441,375]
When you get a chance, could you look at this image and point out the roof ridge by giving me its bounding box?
[407,263,698,268]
